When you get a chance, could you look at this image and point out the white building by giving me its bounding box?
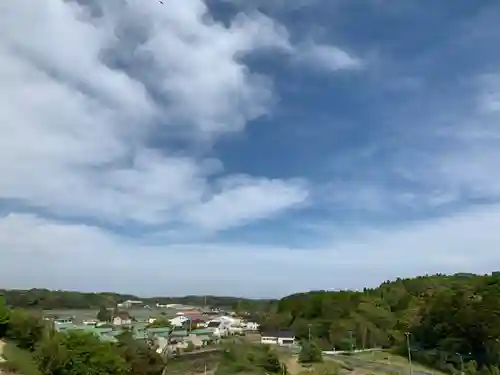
[117,300,143,309]
[112,312,132,326]
[260,331,295,346]
[170,315,189,327]
[206,320,229,336]
[244,322,259,331]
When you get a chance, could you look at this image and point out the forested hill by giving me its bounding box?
[258,272,500,371]
[0,289,272,310]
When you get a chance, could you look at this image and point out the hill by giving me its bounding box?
[257,272,500,373]
[3,272,500,373]
[0,289,272,311]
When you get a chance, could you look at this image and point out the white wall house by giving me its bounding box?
[260,331,295,346]
[170,316,189,327]
[206,320,231,337]
[113,313,132,326]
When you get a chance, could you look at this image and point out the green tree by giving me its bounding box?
[6,309,44,351]
[0,295,10,338]
[97,306,112,322]
[258,349,282,373]
[299,341,323,363]
[34,328,69,375]
[59,331,128,375]
[147,318,171,329]
[117,331,164,375]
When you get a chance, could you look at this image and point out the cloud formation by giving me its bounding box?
[0,0,315,229]
[1,0,499,297]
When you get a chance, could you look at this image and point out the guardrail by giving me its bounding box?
[322,348,383,355]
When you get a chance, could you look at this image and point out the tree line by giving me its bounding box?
[254,272,500,374]
[0,289,271,310]
[0,298,164,375]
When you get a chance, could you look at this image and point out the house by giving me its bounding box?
[112,311,132,326]
[53,317,73,324]
[170,315,189,327]
[117,300,143,309]
[244,322,259,331]
[260,331,296,346]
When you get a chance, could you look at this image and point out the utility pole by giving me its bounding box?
[308,324,312,342]
[349,331,354,352]
[405,332,413,375]
[456,353,464,375]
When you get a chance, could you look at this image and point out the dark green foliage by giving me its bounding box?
[299,341,323,363]
[258,272,500,372]
[0,295,9,338]
[117,331,165,375]
[1,341,43,375]
[147,317,171,328]
[217,343,285,375]
[54,331,128,375]
[0,302,166,375]
[6,309,45,351]
[97,306,112,322]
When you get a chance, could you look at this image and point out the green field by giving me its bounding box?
[0,342,42,375]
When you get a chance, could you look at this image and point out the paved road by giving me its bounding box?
[322,348,383,355]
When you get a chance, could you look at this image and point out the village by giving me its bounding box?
[43,299,297,358]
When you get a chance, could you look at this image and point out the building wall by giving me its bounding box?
[260,336,295,346]
[113,317,132,326]
[261,336,278,345]
[278,338,295,346]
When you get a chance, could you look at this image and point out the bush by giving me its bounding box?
[185,341,195,352]
[2,341,43,375]
[0,296,10,338]
[6,309,44,352]
[299,341,323,363]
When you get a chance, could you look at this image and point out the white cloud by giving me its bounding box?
[0,0,308,229]
[1,207,499,297]
[292,41,362,72]
[391,72,500,201]
[186,176,308,230]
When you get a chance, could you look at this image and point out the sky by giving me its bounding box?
[1,0,500,298]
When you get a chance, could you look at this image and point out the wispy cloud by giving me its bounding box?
[0,0,308,230]
[1,206,500,297]
[292,41,363,72]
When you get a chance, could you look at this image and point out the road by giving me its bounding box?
[322,348,383,355]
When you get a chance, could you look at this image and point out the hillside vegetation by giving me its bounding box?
[3,272,500,374]
[256,272,500,373]
[0,289,271,311]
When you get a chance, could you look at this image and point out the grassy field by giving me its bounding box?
[0,342,42,375]
[271,347,445,375]
[334,351,444,375]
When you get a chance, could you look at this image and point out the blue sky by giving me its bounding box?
[1,0,500,297]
